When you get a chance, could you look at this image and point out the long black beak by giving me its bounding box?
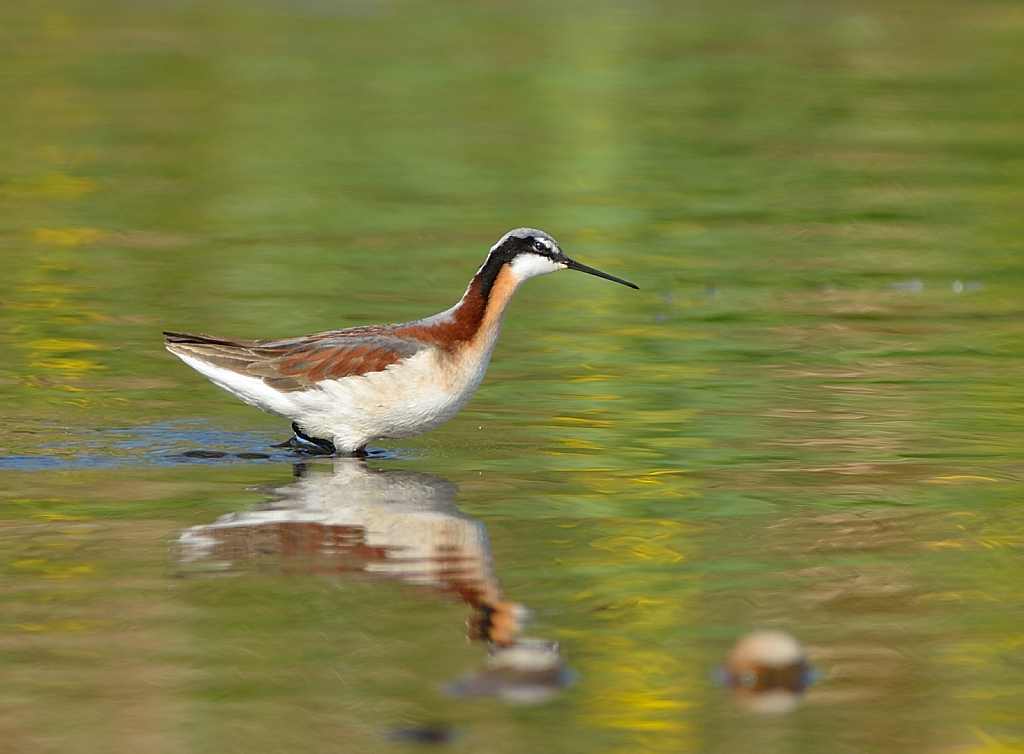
[565,257,639,289]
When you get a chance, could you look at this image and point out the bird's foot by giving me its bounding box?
[272,423,338,456]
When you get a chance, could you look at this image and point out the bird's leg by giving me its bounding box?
[273,422,337,456]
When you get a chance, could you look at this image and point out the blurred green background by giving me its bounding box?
[1,1,1023,752]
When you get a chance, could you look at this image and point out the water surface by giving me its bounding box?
[1,1,1023,752]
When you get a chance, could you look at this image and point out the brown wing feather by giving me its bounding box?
[164,328,425,392]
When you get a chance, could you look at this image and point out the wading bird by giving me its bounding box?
[165,228,637,455]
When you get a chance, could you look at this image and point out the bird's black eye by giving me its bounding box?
[532,238,550,253]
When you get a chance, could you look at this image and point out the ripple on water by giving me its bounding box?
[0,420,423,470]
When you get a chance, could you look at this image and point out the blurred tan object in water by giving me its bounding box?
[446,638,573,706]
[722,630,815,715]
[171,458,521,645]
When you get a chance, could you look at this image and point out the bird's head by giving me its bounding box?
[489,228,639,289]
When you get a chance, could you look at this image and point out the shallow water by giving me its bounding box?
[2,1,1024,752]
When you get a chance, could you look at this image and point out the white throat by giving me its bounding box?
[509,253,564,283]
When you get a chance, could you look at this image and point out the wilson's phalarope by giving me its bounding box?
[164,228,638,456]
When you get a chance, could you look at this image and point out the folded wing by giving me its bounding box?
[164,328,426,392]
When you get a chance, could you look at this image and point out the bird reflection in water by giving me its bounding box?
[171,459,572,703]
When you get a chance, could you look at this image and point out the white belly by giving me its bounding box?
[294,349,489,450]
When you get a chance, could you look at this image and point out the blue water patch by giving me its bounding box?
[0,420,417,471]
